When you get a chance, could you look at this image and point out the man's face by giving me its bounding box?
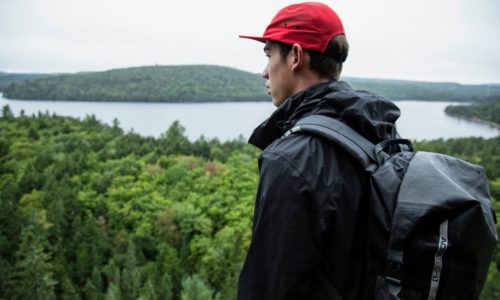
[262,43,295,107]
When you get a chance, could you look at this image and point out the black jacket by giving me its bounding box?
[237,80,401,299]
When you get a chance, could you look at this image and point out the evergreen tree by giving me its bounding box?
[59,276,80,300]
[121,240,141,300]
[103,258,120,283]
[139,277,158,300]
[28,126,40,140]
[180,274,213,300]
[85,267,104,300]
[0,137,9,158]
[0,174,21,294]
[156,272,174,300]
[105,283,123,300]
[1,105,14,119]
[159,121,191,155]
[85,280,101,300]
[7,226,57,300]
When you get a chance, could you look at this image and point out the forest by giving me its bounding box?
[2,65,500,102]
[0,105,499,299]
[1,66,270,103]
[0,72,55,91]
[346,77,500,102]
[445,99,500,126]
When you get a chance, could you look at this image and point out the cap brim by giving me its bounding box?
[238,35,268,43]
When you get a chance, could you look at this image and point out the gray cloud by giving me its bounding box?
[0,0,499,84]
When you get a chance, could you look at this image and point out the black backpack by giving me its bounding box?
[285,115,498,300]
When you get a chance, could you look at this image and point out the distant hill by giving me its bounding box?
[345,77,500,102]
[1,65,270,102]
[0,72,56,91]
[2,65,500,102]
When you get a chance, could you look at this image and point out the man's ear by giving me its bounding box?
[290,43,304,72]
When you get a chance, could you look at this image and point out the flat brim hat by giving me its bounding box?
[239,2,345,54]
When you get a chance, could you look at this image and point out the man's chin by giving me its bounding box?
[272,97,286,107]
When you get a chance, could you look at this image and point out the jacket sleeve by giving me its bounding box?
[237,150,328,299]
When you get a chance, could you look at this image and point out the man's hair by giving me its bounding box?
[271,35,349,80]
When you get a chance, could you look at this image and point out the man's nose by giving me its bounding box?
[261,63,269,79]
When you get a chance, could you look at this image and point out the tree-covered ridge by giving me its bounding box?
[445,99,500,126]
[2,65,270,102]
[2,66,500,102]
[0,72,55,91]
[0,107,499,299]
[346,77,500,102]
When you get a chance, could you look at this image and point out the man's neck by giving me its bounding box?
[293,74,331,96]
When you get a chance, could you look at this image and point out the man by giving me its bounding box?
[238,2,401,299]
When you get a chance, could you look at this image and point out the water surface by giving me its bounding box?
[1,96,498,141]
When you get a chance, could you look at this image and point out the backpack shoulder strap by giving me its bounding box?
[284,114,379,172]
[284,114,379,299]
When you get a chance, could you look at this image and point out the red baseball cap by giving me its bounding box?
[239,2,345,54]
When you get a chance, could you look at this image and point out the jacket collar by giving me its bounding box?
[248,80,338,150]
[248,80,401,150]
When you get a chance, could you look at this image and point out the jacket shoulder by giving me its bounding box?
[260,133,365,207]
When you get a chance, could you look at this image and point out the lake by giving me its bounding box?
[1,95,499,141]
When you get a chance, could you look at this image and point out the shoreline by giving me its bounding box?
[445,112,500,130]
[0,94,270,104]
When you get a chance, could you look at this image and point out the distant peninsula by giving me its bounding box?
[1,65,500,102]
[445,100,500,128]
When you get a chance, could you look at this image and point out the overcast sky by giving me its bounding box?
[1,0,499,84]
